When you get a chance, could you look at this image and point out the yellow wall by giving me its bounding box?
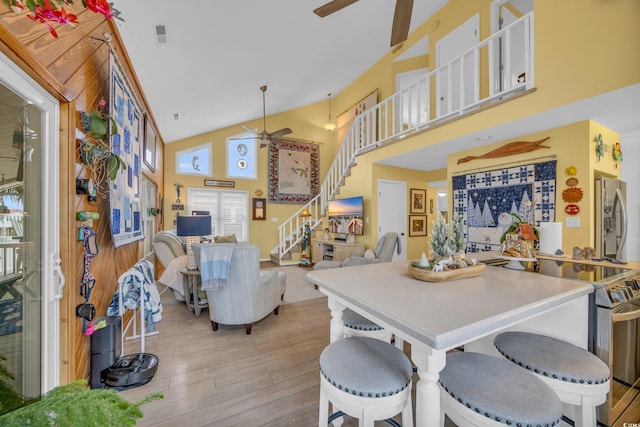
[163,101,338,258]
[162,0,638,259]
[446,121,620,256]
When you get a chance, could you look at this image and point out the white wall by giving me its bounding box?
[620,130,640,261]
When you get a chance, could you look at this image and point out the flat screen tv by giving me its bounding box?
[327,196,364,236]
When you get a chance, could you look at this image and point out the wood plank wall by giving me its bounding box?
[0,4,165,384]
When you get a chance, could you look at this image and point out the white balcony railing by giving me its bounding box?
[275,12,534,263]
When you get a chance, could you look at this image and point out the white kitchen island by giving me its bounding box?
[306,261,594,427]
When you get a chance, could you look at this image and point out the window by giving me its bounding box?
[187,188,249,241]
[175,142,211,176]
[226,133,257,179]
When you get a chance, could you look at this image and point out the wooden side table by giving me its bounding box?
[180,268,208,316]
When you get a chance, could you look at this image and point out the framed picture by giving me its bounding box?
[252,198,266,220]
[410,188,426,214]
[409,215,427,236]
[143,114,156,171]
[204,179,234,188]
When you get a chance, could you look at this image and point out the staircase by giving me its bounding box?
[271,13,534,265]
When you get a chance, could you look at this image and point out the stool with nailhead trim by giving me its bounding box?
[494,331,610,427]
[342,309,404,351]
[438,352,563,426]
[318,337,413,427]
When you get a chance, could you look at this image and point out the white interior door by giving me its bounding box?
[396,68,430,130]
[377,180,406,261]
[491,0,533,92]
[436,14,479,117]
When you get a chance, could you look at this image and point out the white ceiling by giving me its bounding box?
[110,1,640,172]
[110,0,449,144]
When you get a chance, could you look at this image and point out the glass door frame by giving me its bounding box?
[0,50,62,393]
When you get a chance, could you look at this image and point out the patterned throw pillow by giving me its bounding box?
[214,234,238,243]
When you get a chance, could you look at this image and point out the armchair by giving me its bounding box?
[313,232,401,270]
[193,243,286,335]
[153,231,187,301]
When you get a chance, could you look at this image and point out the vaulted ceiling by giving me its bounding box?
[110,0,448,144]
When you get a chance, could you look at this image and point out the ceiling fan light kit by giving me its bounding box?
[314,0,414,47]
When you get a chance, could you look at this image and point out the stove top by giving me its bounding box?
[593,271,640,309]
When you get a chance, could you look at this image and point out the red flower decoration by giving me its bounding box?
[83,0,112,19]
[3,0,112,38]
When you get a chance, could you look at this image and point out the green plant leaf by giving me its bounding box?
[89,111,108,138]
[106,155,120,180]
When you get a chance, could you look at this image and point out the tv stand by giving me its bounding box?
[311,238,365,264]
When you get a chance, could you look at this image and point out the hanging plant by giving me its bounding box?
[77,100,126,198]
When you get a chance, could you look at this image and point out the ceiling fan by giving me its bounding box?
[314,0,414,47]
[242,85,292,148]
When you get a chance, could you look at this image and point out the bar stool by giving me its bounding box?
[342,309,404,350]
[494,331,610,427]
[438,352,563,426]
[318,337,413,427]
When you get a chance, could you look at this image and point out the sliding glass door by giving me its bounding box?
[0,51,62,397]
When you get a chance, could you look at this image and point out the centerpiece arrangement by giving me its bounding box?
[409,214,486,282]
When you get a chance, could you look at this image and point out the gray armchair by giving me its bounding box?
[193,243,286,334]
[313,232,401,270]
[153,231,187,301]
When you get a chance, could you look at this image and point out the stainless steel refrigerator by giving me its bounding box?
[594,176,628,260]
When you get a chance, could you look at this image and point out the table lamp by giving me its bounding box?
[176,215,212,270]
[300,208,312,264]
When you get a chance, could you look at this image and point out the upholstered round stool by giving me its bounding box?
[494,331,610,427]
[342,309,404,350]
[438,352,563,426]
[319,337,413,427]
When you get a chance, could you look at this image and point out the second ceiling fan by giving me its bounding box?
[314,0,414,47]
[243,85,292,148]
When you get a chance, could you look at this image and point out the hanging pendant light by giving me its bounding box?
[323,93,336,132]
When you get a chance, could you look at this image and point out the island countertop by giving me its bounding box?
[306,260,594,350]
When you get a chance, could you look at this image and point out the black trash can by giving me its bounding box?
[89,316,122,389]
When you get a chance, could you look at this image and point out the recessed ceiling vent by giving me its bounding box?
[154,25,167,44]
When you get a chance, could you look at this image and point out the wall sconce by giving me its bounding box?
[323,93,336,132]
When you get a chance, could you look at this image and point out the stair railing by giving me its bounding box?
[274,12,534,263]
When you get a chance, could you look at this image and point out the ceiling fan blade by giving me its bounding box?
[390,0,413,47]
[270,128,292,139]
[313,0,359,17]
[242,125,259,135]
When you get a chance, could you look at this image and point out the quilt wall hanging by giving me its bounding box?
[452,160,557,253]
[268,139,319,204]
[109,51,144,248]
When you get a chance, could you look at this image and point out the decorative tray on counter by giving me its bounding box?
[408,261,486,282]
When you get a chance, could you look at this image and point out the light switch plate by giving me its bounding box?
[566,216,581,228]
[271,217,279,222]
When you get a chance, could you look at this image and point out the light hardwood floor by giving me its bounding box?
[119,282,421,426]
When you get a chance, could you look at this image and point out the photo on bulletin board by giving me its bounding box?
[410,188,426,214]
[409,215,427,236]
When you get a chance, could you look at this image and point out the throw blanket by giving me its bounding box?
[157,254,188,297]
[108,259,163,332]
[194,243,235,289]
